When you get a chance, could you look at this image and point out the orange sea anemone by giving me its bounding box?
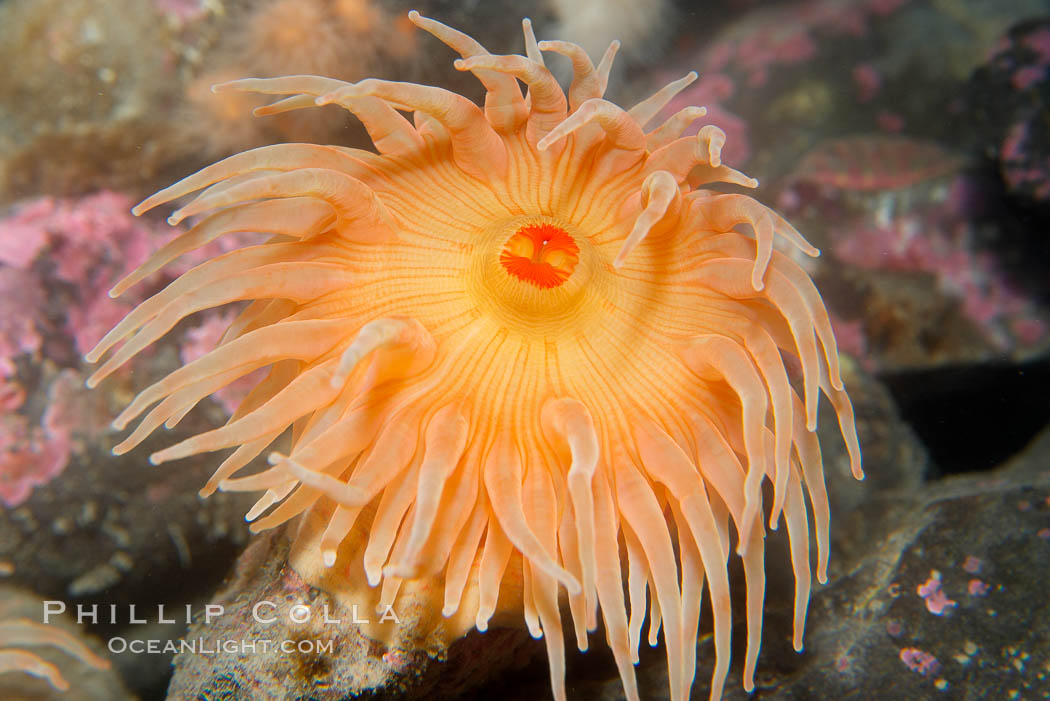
[87,12,862,701]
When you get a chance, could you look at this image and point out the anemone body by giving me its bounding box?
[88,13,862,701]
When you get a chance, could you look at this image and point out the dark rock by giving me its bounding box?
[559,420,1050,700]
[965,17,1050,213]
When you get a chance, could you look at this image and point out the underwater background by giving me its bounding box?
[1,0,1049,698]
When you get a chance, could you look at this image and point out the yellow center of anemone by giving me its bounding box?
[468,215,609,338]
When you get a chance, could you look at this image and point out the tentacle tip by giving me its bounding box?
[809,247,821,257]
[475,617,489,633]
[322,550,337,567]
[564,576,583,597]
[794,640,805,653]
[853,467,866,481]
[407,9,421,22]
[148,453,165,466]
[248,522,265,533]
[751,276,765,292]
[441,604,456,618]
[166,212,184,226]
[130,204,147,217]
[198,485,216,498]
[266,451,285,466]
[612,256,626,270]
[210,81,236,94]
[366,571,381,587]
[84,375,100,389]
[817,571,828,585]
[747,177,760,188]
[806,418,818,432]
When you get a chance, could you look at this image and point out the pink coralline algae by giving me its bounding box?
[835,214,1048,348]
[798,136,1050,352]
[0,189,262,505]
[0,368,114,508]
[0,411,71,508]
[0,268,45,378]
[977,20,1050,205]
[0,191,242,506]
[0,191,168,357]
[1001,121,1050,203]
[967,579,990,596]
[917,572,957,615]
[788,135,965,192]
[699,0,910,88]
[853,62,882,102]
[900,647,941,677]
[1012,26,1050,89]
[652,0,912,167]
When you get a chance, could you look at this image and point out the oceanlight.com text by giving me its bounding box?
[107,637,336,655]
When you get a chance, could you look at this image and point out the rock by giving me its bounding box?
[555,418,1050,700]
[965,17,1050,212]
[165,529,539,700]
[735,421,1050,700]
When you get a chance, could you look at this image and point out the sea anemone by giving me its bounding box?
[0,618,110,691]
[87,12,862,701]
